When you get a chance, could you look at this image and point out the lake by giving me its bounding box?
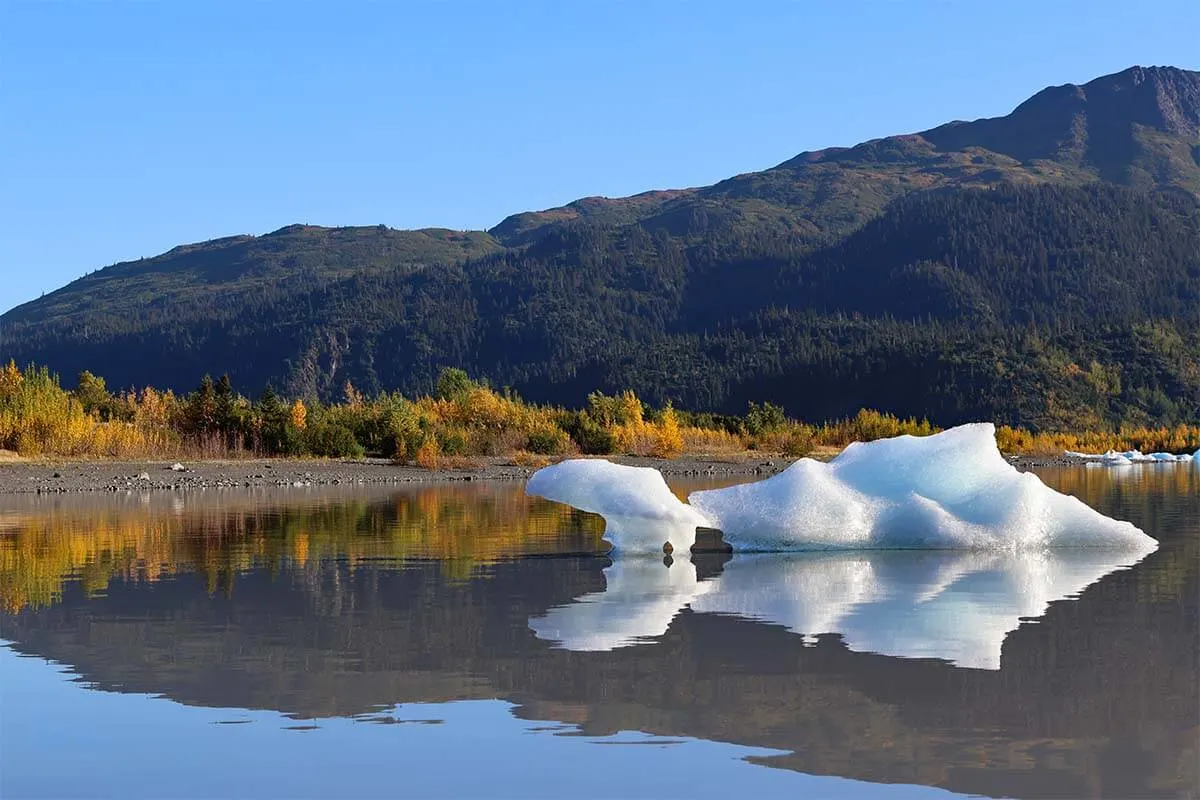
[2,466,1197,799]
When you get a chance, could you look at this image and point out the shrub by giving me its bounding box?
[437,428,469,456]
[305,423,364,458]
[681,425,744,454]
[559,411,616,455]
[382,400,424,459]
[510,450,552,468]
[415,435,441,470]
[781,428,814,458]
[587,389,643,427]
[525,425,571,455]
[745,402,786,436]
[650,406,684,458]
[436,367,474,400]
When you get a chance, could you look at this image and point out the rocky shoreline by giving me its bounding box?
[0,451,1092,497]
[0,455,814,496]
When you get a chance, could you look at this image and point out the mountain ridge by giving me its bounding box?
[3,65,1198,429]
[489,65,1200,245]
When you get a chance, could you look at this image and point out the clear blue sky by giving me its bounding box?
[2,0,1197,313]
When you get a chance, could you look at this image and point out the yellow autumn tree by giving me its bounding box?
[290,398,308,431]
[0,361,22,395]
[343,380,364,409]
[415,435,441,470]
[651,404,683,458]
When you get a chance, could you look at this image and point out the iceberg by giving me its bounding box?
[1065,448,1194,465]
[531,548,1155,668]
[1101,451,1135,466]
[526,459,710,553]
[1147,451,1192,462]
[527,423,1154,553]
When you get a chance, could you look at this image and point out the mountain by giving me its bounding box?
[490,64,1200,243]
[3,65,1199,429]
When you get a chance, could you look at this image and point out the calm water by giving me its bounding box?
[1,467,1197,799]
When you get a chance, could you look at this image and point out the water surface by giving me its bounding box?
[2,467,1196,798]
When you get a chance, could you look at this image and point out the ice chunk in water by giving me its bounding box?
[532,546,1155,668]
[527,423,1154,552]
[1066,448,1194,465]
[689,423,1151,550]
[526,459,710,553]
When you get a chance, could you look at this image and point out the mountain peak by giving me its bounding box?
[1087,64,1200,91]
[1091,65,1200,134]
[967,65,1200,134]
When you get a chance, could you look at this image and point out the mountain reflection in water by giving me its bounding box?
[1,467,1197,799]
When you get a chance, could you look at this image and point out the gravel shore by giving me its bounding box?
[0,450,1064,496]
[0,454,804,496]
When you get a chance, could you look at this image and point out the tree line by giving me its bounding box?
[1,362,1196,462]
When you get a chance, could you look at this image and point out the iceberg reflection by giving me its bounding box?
[529,556,714,651]
[530,547,1154,669]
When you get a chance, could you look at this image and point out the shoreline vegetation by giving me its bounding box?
[1,362,1197,466]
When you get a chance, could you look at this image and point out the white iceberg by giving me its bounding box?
[526,459,710,553]
[532,547,1155,668]
[1065,448,1193,465]
[1146,451,1192,462]
[528,423,1154,553]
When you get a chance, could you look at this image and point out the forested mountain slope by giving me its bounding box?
[3,66,1198,429]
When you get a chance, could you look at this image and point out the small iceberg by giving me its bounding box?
[525,459,709,553]
[1065,448,1194,465]
[527,423,1154,553]
[530,548,1155,668]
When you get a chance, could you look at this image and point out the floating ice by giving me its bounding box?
[525,459,710,553]
[1065,448,1193,465]
[1102,451,1135,466]
[531,547,1155,668]
[691,424,1153,550]
[1146,451,1192,462]
[528,423,1154,553]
